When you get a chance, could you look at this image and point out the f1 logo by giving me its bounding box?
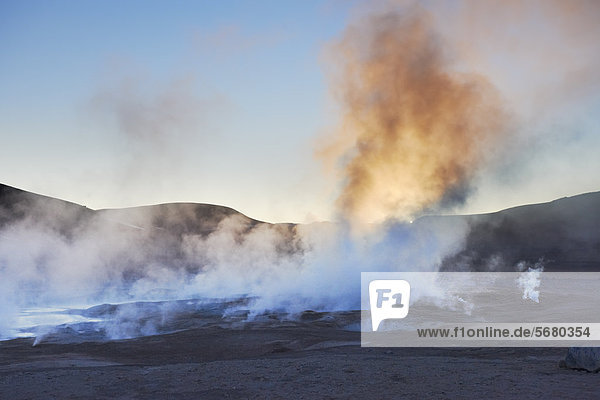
[369,280,411,331]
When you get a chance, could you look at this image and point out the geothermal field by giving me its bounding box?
[2,0,600,398]
[0,183,599,398]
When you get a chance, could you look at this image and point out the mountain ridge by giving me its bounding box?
[1,182,599,272]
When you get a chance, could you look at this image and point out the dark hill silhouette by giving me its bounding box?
[0,183,94,237]
[0,183,299,278]
[433,192,600,271]
[0,183,261,234]
[1,183,599,272]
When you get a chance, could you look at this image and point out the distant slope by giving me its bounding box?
[1,183,599,272]
[0,183,267,237]
[0,183,298,276]
[437,192,600,271]
[98,203,262,237]
[0,183,94,236]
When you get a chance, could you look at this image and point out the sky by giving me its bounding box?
[1,0,599,223]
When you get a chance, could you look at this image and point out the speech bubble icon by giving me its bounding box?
[369,279,411,331]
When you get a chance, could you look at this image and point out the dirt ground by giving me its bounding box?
[0,318,598,399]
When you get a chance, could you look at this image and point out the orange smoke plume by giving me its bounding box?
[321,7,509,225]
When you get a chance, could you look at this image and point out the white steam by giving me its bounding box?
[0,203,469,339]
[516,259,545,303]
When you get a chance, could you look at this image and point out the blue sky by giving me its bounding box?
[1,1,353,221]
[1,0,599,222]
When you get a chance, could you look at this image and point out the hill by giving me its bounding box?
[1,183,599,272]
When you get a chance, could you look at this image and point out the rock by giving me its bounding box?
[563,347,600,372]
